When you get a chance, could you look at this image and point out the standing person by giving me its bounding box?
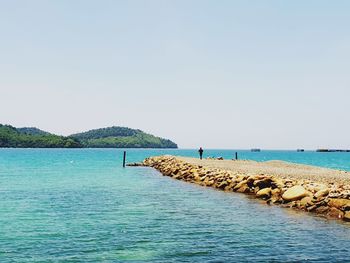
[198,147,204,160]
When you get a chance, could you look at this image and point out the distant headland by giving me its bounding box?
[0,124,178,148]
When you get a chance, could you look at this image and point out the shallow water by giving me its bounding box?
[1,149,350,262]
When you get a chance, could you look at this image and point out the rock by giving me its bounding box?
[224,183,236,191]
[329,192,342,198]
[316,206,329,214]
[236,175,247,181]
[200,175,207,181]
[236,184,250,193]
[344,212,350,221]
[299,196,313,207]
[314,188,329,199]
[269,188,282,203]
[233,180,248,191]
[307,205,317,212]
[328,207,344,219]
[281,201,297,208]
[172,174,182,180]
[273,178,286,188]
[271,188,281,195]
[217,181,228,189]
[282,185,308,201]
[248,175,266,181]
[205,180,214,187]
[328,198,350,210]
[256,187,271,198]
[193,174,201,182]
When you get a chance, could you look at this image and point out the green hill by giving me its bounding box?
[70,126,178,148]
[0,124,81,148]
[0,124,178,148]
[17,127,51,136]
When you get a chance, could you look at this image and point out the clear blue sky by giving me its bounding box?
[0,0,349,149]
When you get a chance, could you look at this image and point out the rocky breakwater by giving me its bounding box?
[143,155,350,222]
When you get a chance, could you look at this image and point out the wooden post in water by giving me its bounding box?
[123,151,126,168]
[235,152,238,160]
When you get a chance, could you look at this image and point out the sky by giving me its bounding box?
[0,0,349,149]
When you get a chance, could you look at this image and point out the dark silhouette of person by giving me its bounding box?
[198,147,204,160]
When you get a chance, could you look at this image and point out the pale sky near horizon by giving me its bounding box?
[0,0,349,149]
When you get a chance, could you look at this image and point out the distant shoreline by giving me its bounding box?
[0,124,178,149]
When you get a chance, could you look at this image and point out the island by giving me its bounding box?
[70,126,177,148]
[0,124,178,148]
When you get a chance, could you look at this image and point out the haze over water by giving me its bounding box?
[1,149,350,262]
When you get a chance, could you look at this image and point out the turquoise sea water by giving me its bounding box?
[1,149,350,262]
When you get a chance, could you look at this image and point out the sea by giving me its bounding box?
[1,149,350,262]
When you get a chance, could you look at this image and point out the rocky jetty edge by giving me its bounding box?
[140,155,350,222]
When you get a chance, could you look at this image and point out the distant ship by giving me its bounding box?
[297,149,305,152]
[251,148,261,152]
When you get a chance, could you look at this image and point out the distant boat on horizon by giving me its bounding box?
[297,149,305,152]
[251,148,261,152]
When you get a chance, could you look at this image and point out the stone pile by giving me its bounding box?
[143,155,350,222]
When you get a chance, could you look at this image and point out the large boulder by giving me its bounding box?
[282,185,308,201]
[328,198,350,210]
